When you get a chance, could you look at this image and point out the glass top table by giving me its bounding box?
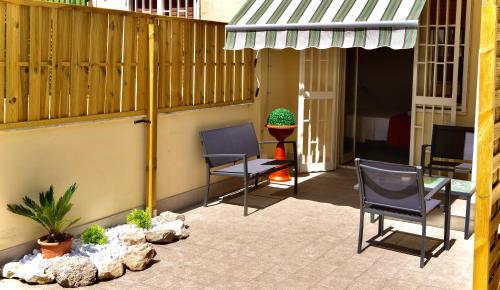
[423,176,476,197]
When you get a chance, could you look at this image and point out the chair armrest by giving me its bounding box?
[203,153,247,158]
[420,144,432,170]
[424,178,451,201]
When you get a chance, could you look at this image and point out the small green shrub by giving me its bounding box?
[127,209,152,230]
[267,108,295,126]
[81,224,108,245]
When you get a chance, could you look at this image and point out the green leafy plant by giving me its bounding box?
[127,209,152,230]
[81,224,108,245]
[7,183,80,243]
[267,108,296,126]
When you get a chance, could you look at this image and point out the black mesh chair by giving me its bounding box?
[421,125,474,176]
[355,158,450,268]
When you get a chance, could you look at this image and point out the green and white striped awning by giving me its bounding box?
[225,0,426,50]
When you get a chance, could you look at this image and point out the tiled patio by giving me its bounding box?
[2,169,473,289]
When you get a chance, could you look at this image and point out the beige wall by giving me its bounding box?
[156,103,260,200]
[0,101,261,251]
[0,118,146,250]
[200,0,247,22]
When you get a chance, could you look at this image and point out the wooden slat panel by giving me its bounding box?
[28,6,41,121]
[18,5,29,122]
[105,14,123,114]
[136,17,148,111]
[183,22,193,105]
[39,7,50,120]
[53,8,72,118]
[225,49,234,102]
[215,25,224,104]
[193,22,204,105]
[70,9,89,117]
[122,16,137,112]
[243,49,254,101]
[5,3,20,123]
[205,24,215,104]
[170,20,181,107]
[234,50,243,101]
[157,19,170,109]
[88,12,107,115]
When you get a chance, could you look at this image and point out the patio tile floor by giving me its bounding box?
[1,169,473,289]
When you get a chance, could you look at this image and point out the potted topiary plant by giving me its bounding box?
[266,108,297,182]
[7,183,80,259]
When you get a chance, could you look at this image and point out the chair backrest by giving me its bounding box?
[355,159,425,214]
[200,123,260,168]
[431,125,474,161]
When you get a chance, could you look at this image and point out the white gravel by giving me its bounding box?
[7,219,185,280]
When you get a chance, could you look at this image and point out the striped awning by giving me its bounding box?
[225,0,426,50]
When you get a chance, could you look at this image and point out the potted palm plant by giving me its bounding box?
[7,183,80,259]
[266,108,297,182]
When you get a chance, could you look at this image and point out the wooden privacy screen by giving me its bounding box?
[474,0,500,289]
[0,0,254,129]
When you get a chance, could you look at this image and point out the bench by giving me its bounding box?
[200,123,298,216]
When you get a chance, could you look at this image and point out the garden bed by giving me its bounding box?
[0,211,189,288]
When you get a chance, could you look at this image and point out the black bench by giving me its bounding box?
[200,123,298,216]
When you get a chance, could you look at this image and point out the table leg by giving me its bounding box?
[444,183,451,250]
[464,196,471,240]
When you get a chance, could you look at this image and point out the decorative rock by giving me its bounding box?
[96,259,124,281]
[119,231,146,246]
[145,229,176,244]
[179,228,190,239]
[48,256,97,288]
[158,211,185,222]
[22,272,55,285]
[122,243,156,271]
[1,262,20,279]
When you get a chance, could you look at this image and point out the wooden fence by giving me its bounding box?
[0,0,254,129]
[474,0,500,289]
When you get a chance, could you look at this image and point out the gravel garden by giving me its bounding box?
[0,184,189,288]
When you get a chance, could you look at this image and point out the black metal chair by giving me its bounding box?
[200,123,298,216]
[421,125,474,176]
[355,158,450,268]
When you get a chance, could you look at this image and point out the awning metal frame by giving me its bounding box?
[226,20,420,32]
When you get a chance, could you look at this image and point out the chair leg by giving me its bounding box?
[465,196,471,240]
[204,169,211,207]
[420,219,427,268]
[370,213,377,223]
[254,174,259,189]
[243,174,248,216]
[358,210,364,254]
[378,215,384,236]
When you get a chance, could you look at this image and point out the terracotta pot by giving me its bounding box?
[38,234,74,259]
[266,124,297,182]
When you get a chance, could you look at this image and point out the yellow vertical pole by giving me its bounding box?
[474,0,496,289]
[146,22,157,216]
